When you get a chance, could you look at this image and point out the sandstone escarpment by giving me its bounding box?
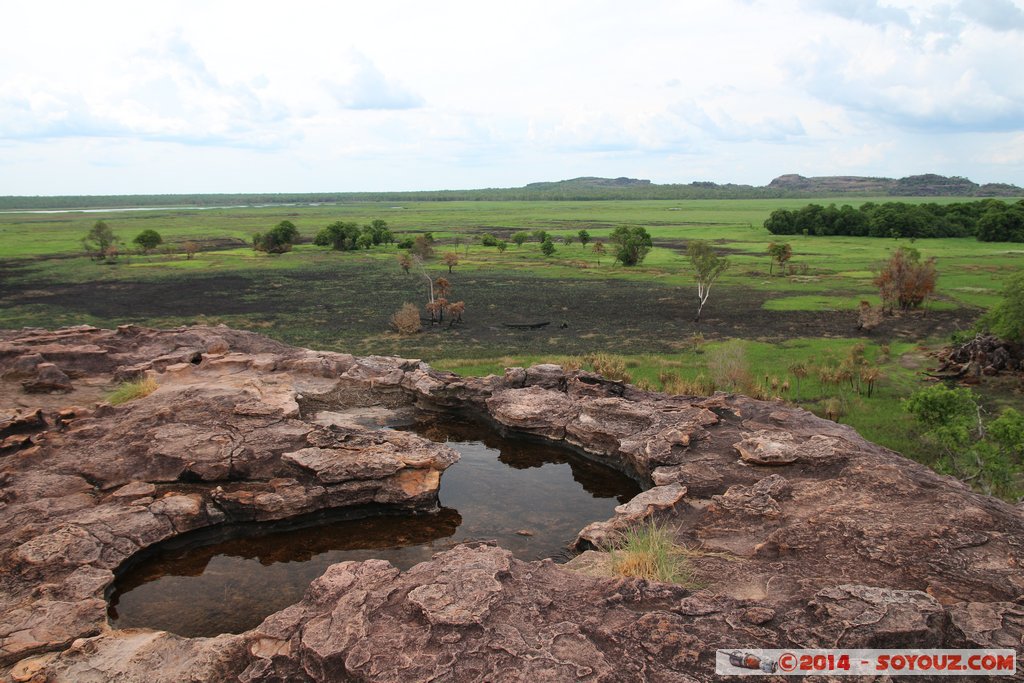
[1,325,1022,682]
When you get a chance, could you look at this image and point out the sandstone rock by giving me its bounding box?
[486,385,575,439]
[614,483,688,521]
[110,481,157,499]
[5,353,44,378]
[0,408,46,437]
[946,601,1024,649]
[575,484,687,550]
[711,475,791,518]
[21,363,73,394]
[0,325,1022,682]
[792,584,947,648]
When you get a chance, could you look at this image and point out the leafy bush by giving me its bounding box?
[540,238,556,257]
[82,220,119,261]
[253,221,299,254]
[132,229,163,252]
[979,271,1024,342]
[904,384,1023,499]
[107,377,158,405]
[609,225,652,266]
[314,221,360,250]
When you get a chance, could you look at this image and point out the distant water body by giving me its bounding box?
[0,203,319,215]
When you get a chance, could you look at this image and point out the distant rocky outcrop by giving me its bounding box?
[768,173,1022,197]
[1,326,1022,682]
[524,176,654,190]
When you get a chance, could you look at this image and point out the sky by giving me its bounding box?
[1,0,1022,195]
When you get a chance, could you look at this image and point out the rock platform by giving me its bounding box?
[0,325,1021,682]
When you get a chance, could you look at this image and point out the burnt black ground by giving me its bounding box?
[0,258,977,358]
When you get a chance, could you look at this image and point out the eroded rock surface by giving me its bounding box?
[0,325,1022,682]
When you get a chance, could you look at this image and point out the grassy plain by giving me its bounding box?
[1,197,1022,474]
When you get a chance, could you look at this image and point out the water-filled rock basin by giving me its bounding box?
[107,415,641,637]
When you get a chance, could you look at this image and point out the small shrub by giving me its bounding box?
[857,301,882,331]
[107,377,158,405]
[610,522,697,586]
[706,340,751,392]
[586,354,632,383]
[560,356,584,372]
[391,303,422,335]
[660,372,715,396]
[824,397,843,422]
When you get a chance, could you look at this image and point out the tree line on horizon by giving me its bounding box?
[764,199,1024,242]
[4,175,1022,210]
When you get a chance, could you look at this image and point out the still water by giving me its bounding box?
[107,416,641,637]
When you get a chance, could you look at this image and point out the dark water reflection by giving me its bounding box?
[107,414,641,637]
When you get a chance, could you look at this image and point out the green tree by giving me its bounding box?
[363,219,393,245]
[609,225,652,266]
[82,220,119,260]
[314,221,360,250]
[577,229,591,247]
[766,242,792,275]
[980,271,1024,342]
[512,231,530,247]
[686,240,729,322]
[763,208,798,235]
[540,238,556,257]
[904,385,1022,498]
[132,229,163,253]
[253,220,299,254]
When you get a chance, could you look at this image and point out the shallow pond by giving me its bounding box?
[107,415,641,637]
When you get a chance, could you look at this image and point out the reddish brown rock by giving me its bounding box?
[20,363,73,394]
[0,325,1020,682]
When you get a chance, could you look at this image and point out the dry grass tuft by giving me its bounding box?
[610,522,701,587]
[106,377,158,405]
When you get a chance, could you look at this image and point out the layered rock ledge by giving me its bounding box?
[0,325,1022,682]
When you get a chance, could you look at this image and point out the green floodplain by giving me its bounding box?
[1,197,1022,495]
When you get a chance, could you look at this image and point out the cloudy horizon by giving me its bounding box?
[2,0,1022,195]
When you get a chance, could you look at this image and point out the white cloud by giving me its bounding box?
[0,0,1021,193]
[322,53,424,110]
[958,0,1024,31]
